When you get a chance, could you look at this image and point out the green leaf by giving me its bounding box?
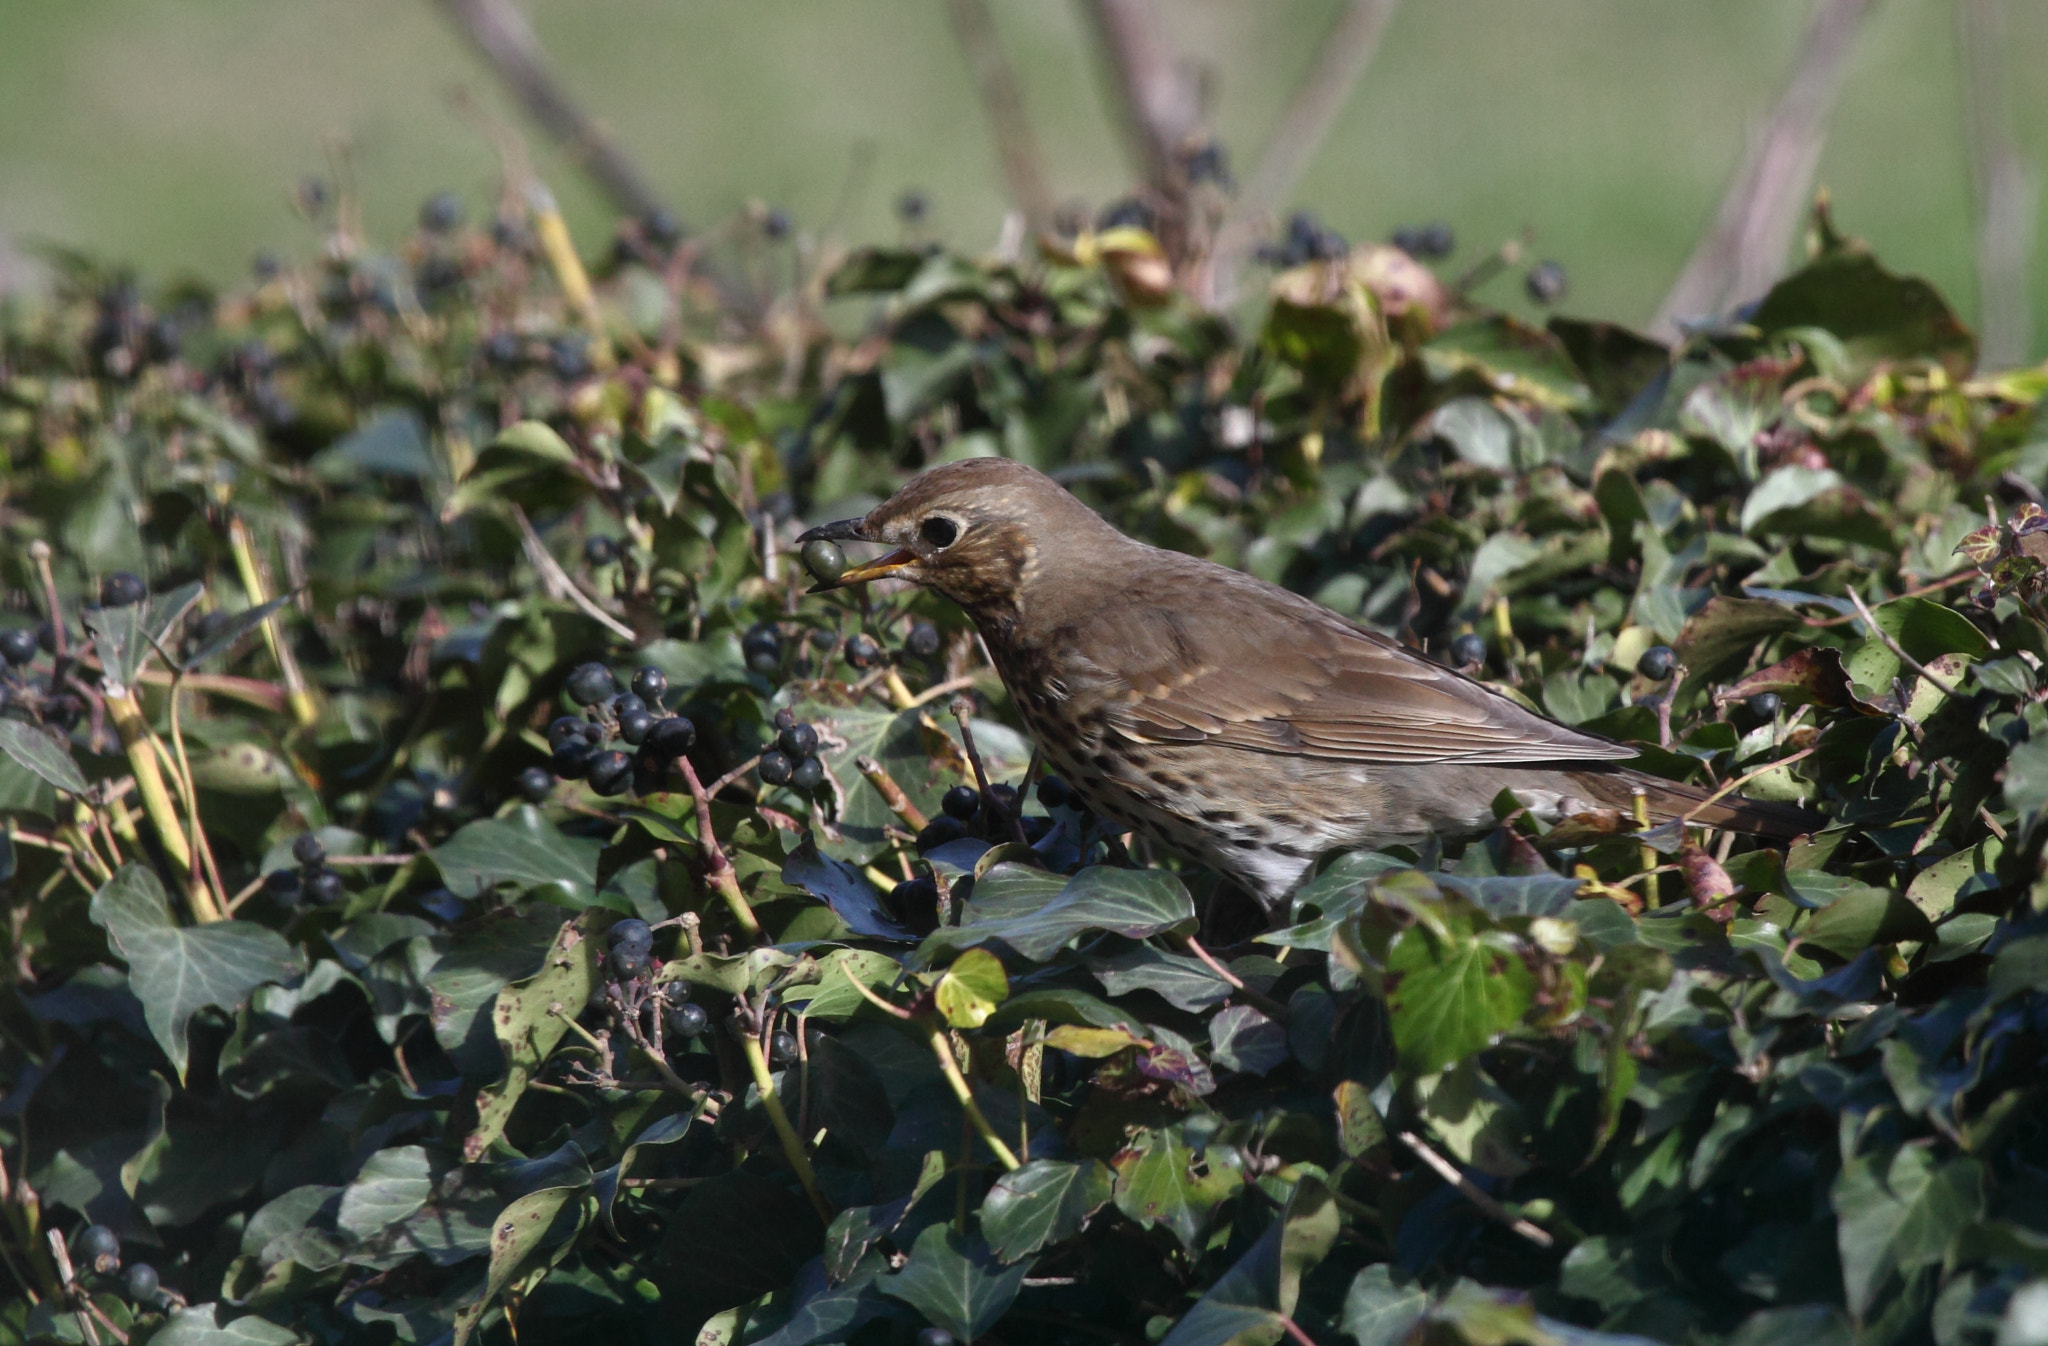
[826,246,928,295]
[980,1158,1114,1262]
[1209,1005,1288,1076]
[934,947,1008,1028]
[1113,1125,1242,1251]
[180,593,295,670]
[0,719,89,795]
[1340,1265,1431,1346]
[150,1305,304,1346]
[89,865,303,1081]
[466,914,602,1161]
[878,1224,1028,1341]
[1741,467,1845,535]
[919,865,1196,962]
[85,579,203,686]
[452,1184,586,1346]
[337,1145,433,1240]
[1385,919,1533,1076]
[1752,247,1976,380]
[1846,597,1991,691]
[1802,882,1934,957]
[1160,1175,1341,1346]
[1833,1146,1986,1314]
[312,407,434,479]
[431,805,600,903]
[782,839,920,941]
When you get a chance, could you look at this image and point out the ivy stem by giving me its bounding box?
[678,757,765,943]
[949,695,1027,847]
[923,1018,1021,1171]
[1172,934,1290,1023]
[227,517,318,729]
[739,1031,832,1221]
[102,685,222,922]
[854,754,929,830]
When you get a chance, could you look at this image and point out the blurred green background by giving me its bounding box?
[3,1,2045,353]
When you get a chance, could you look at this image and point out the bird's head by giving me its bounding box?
[797,457,1114,624]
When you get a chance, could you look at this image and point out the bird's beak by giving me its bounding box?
[795,518,919,593]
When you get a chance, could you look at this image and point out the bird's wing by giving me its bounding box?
[1070,579,1631,766]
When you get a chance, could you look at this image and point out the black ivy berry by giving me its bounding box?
[779,722,819,757]
[566,662,619,707]
[1526,260,1568,305]
[552,741,596,780]
[483,331,523,366]
[264,868,300,901]
[645,716,695,758]
[100,572,147,608]
[612,946,649,978]
[791,756,825,791]
[122,1262,159,1302]
[1450,633,1488,669]
[742,624,782,674]
[917,815,969,852]
[758,750,794,787]
[631,666,667,706]
[905,621,941,657]
[888,876,938,922]
[588,750,633,796]
[942,785,980,821]
[844,633,882,669]
[77,1225,121,1274]
[986,782,1019,816]
[551,336,592,381]
[769,1029,799,1065]
[548,715,592,750]
[1746,691,1783,722]
[762,208,791,240]
[48,694,84,731]
[609,918,652,950]
[668,1001,708,1038]
[304,869,345,906]
[517,766,554,803]
[292,833,326,867]
[774,708,796,730]
[612,693,647,721]
[644,209,683,248]
[619,710,654,746]
[800,539,845,585]
[1637,645,1676,681]
[0,629,36,666]
[1037,775,1069,809]
[419,190,464,233]
[897,190,929,223]
[584,536,618,566]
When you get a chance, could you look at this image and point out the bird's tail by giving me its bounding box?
[1565,766,1820,841]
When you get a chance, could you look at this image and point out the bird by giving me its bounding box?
[798,456,1815,914]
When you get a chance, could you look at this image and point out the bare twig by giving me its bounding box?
[430,0,670,220]
[1080,0,1203,200]
[854,755,929,830]
[950,695,1027,847]
[677,757,765,942]
[1396,1130,1553,1247]
[1171,934,1290,1022]
[1847,588,1964,702]
[946,0,1056,231]
[1958,0,2037,367]
[510,504,637,641]
[738,1028,833,1220]
[1206,0,1401,303]
[1682,747,1818,824]
[926,1020,1021,1171]
[1650,0,1874,339]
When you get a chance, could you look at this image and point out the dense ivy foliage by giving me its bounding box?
[3,192,2048,1346]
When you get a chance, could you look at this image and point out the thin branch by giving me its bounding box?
[1847,587,1964,702]
[1080,0,1202,198]
[1396,1130,1553,1248]
[1207,0,1401,303]
[1958,0,2037,367]
[430,0,670,220]
[509,504,637,641]
[947,0,1056,231]
[1650,0,1874,340]
[926,1020,1021,1171]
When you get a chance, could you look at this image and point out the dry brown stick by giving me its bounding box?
[1206,0,1401,303]
[1650,0,1874,339]
[1079,0,1202,199]
[949,695,1028,847]
[510,504,636,641]
[430,0,669,221]
[1173,934,1290,1022]
[854,755,929,830]
[1396,1130,1553,1248]
[1846,588,1965,702]
[946,0,1055,232]
[1958,0,2037,368]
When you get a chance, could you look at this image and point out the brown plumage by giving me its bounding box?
[800,457,1815,912]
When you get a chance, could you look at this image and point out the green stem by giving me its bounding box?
[740,1033,832,1220]
[924,1020,1020,1171]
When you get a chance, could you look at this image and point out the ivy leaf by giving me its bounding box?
[934,948,1008,1028]
[919,865,1196,962]
[878,1224,1028,1341]
[466,914,602,1161]
[89,865,303,1081]
[150,1305,304,1346]
[1160,1175,1341,1346]
[782,839,920,941]
[0,719,89,796]
[980,1158,1114,1263]
[452,1184,587,1346]
[1385,920,1534,1076]
[1113,1125,1242,1251]
[431,805,600,903]
[337,1146,434,1240]
[1833,1146,1986,1314]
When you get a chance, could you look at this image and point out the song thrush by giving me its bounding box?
[800,457,1814,912]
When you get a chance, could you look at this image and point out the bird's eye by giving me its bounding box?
[920,516,960,549]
